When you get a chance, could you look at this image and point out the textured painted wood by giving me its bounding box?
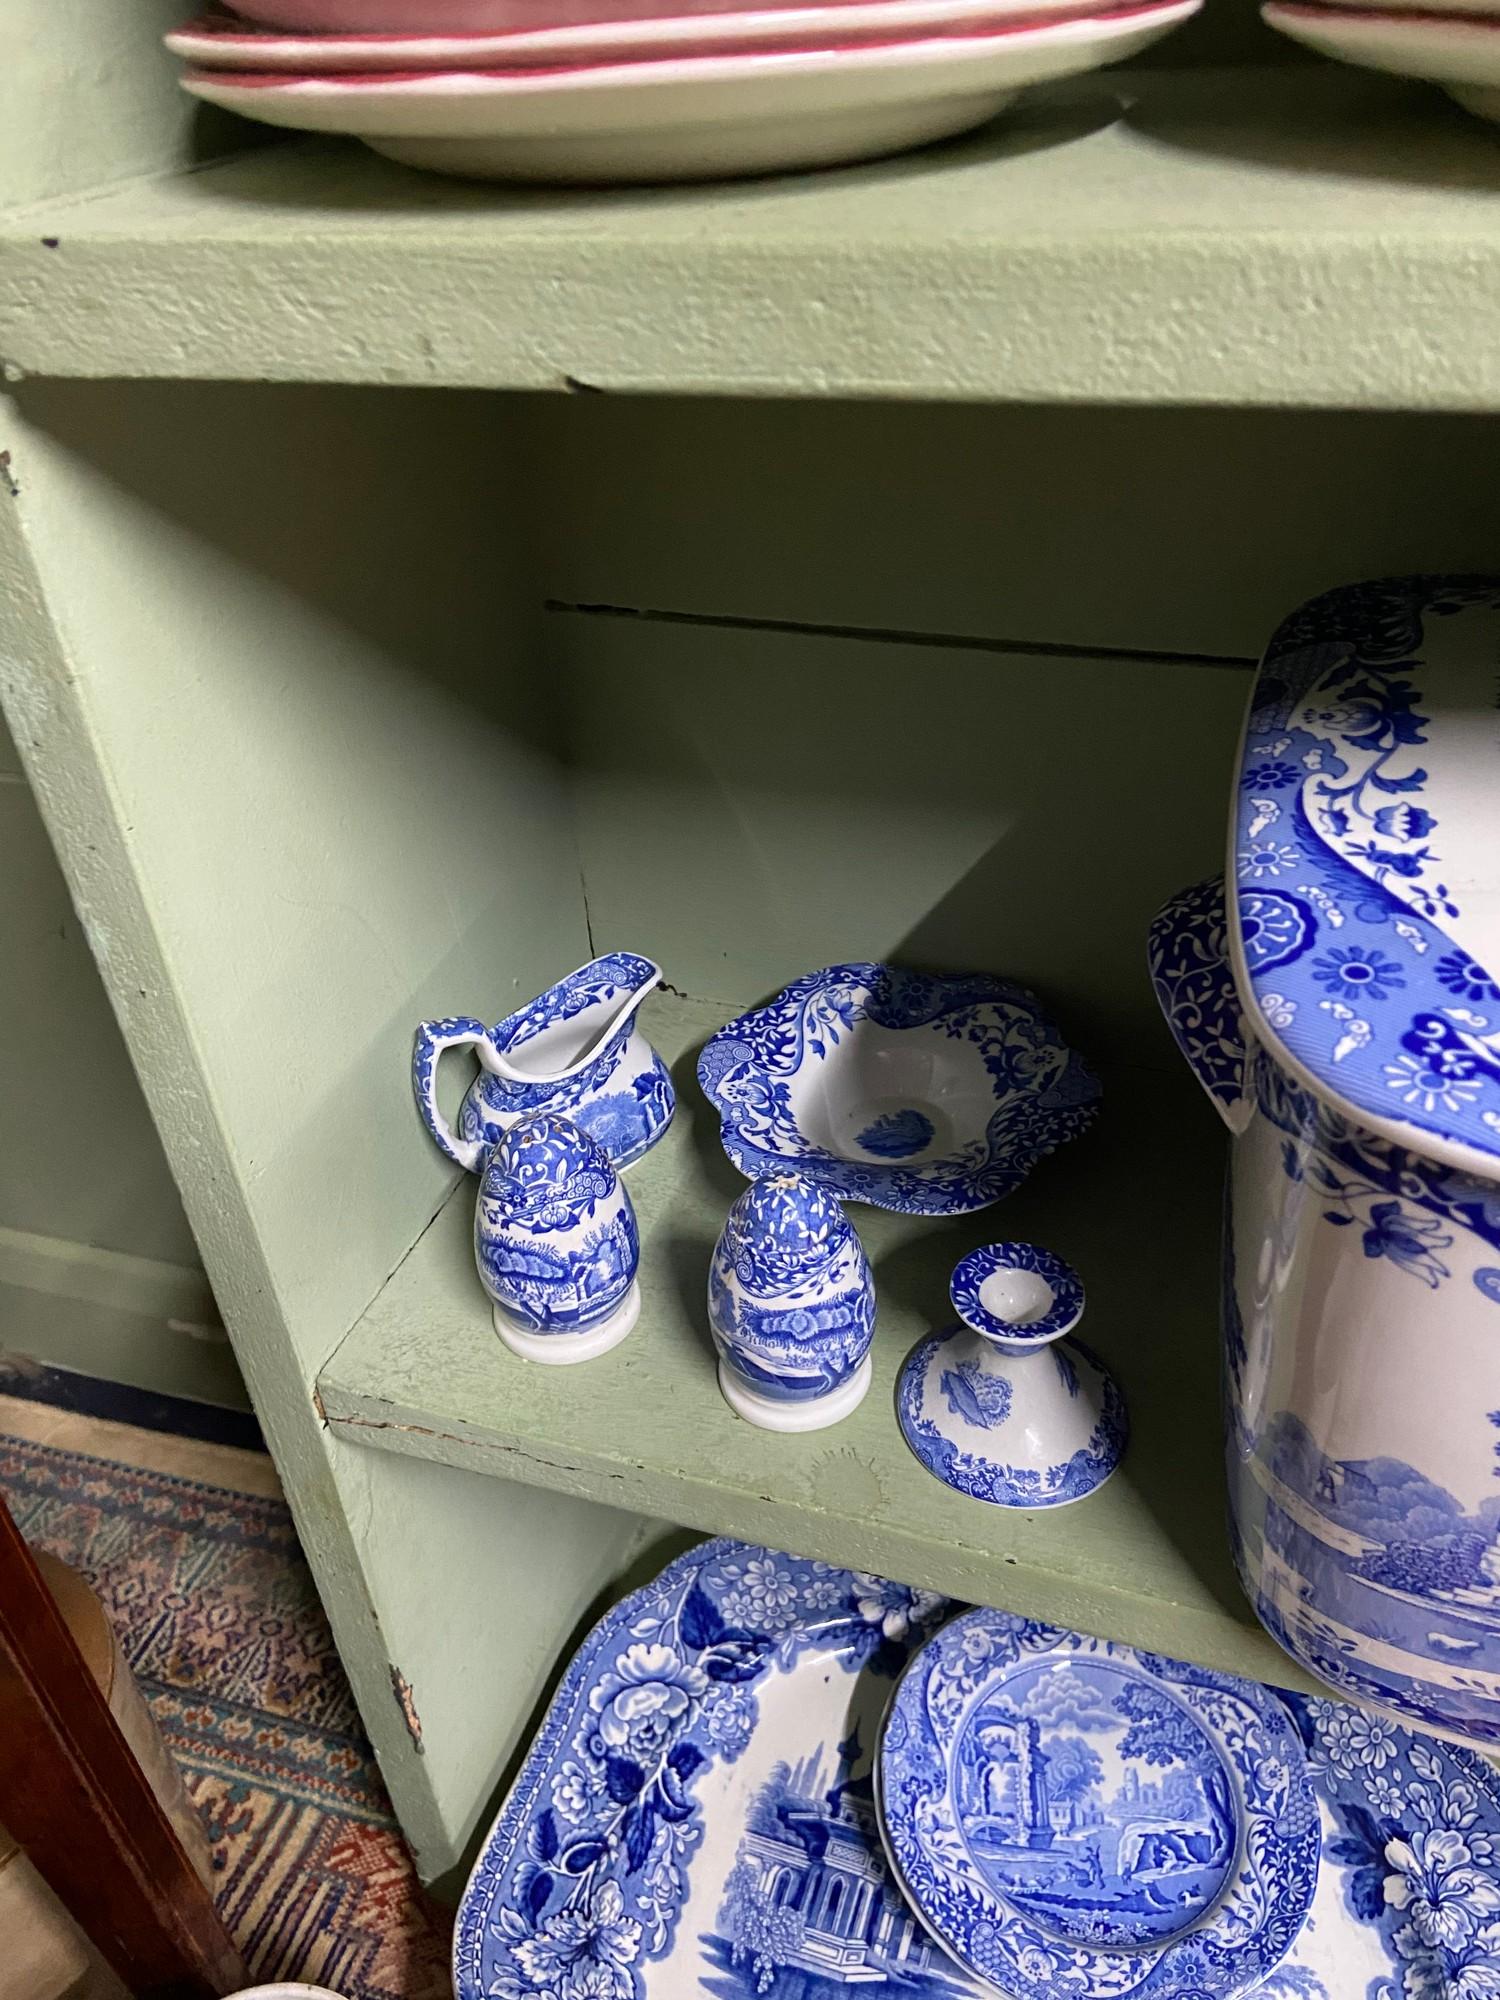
[557,618,1246,1061]
[0,1228,248,1411]
[518,400,1500,660]
[0,722,201,1267]
[0,0,257,208]
[4,71,1500,409]
[321,995,1319,1696]
[0,380,651,1879]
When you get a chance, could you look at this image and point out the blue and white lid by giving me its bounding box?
[1230,575,1500,1177]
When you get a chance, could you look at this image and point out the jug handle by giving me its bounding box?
[412,1017,490,1172]
[1147,876,1254,1135]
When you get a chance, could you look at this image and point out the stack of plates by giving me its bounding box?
[1262,0,1500,123]
[169,0,1199,181]
[455,1536,1500,2000]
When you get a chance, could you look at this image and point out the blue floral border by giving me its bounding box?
[879,1608,1320,2000]
[896,1333,1126,1506]
[697,964,1100,1215]
[1232,575,1500,1170]
[452,1539,945,2000]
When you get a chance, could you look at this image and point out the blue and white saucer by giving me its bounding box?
[697,964,1101,1215]
[897,1244,1127,1507]
[877,1609,1321,2000]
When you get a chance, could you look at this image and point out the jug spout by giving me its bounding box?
[1147,877,1253,1134]
[482,953,662,1087]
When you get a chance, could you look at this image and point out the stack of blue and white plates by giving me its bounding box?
[452,1537,1500,2000]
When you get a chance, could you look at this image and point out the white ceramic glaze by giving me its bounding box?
[218,0,893,30]
[1146,571,1500,1753]
[897,1242,1127,1506]
[1263,1,1500,114]
[169,0,1111,70]
[474,1111,641,1362]
[227,1990,349,1999]
[708,1172,876,1431]
[180,1,1200,182]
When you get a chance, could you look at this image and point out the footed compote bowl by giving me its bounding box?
[897,1242,1126,1506]
[697,964,1100,1216]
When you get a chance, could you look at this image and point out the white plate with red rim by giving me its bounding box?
[170,0,1110,69]
[1263,0,1500,116]
[212,0,799,31]
[181,0,1198,180]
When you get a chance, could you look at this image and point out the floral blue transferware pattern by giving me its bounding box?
[897,1243,1126,1508]
[708,1173,876,1431]
[697,964,1101,1215]
[1152,863,1500,1747]
[1228,575,1500,1174]
[947,1242,1084,1343]
[1276,1688,1500,2000]
[452,1540,966,2000]
[474,1111,641,1361]
[877,1608,1320,2000]
[452,1533,1500,2000]
[413,952,675,1174]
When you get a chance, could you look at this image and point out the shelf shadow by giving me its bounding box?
[186,77,1122,217]
[1122,60,1500,191]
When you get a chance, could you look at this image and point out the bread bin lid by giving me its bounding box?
[1227,575,1500,1179]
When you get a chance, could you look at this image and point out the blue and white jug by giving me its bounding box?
[708,1172,875,1431]
[475,1112,640,1364]
[413,952,674,1174]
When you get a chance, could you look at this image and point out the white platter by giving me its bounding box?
[1262,2,1500,118]
[168,0,1110,70]
[181,0,1200,181]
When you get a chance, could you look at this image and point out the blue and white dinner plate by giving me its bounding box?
[877,1610,1320,2000]
[697,964,1101,1216]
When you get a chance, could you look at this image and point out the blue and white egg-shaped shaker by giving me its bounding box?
[708,1171,875,1430]
[475,1111,640,1364]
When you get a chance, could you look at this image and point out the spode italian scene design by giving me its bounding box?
[877,1608,1319,2000]
[453,1536,1500,2000]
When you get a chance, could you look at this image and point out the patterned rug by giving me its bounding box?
[0,1396,454,1998]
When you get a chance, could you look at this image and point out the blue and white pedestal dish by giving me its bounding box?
[876,1609,1320,2000]
[897,1244,1126,1507]
[698,964,1101,1215]
[709,1172,877,1432]
[413,951,675,1174]
[1149,575,1500,1751]
[474,1111,641,1363]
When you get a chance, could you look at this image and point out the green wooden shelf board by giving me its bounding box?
[319,993,1317,1695]
[3,68,1500,408]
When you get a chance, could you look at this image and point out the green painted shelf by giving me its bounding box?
[319,993,1317,1693]
[4,67,1500,408]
